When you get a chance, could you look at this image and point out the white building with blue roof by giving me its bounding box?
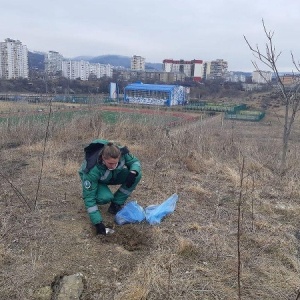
[124,82,186,106]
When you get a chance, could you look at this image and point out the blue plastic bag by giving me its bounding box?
[145,193,178,225]
[115,201,145,225]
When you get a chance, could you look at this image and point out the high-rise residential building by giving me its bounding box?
[89,63,113,78]
[0,38,29,79]
[205,59,228,80]
[162,59,203,82]
[62,60,112,80]
[62,60,90,80]
[131,55,145,71]
[45,51,63,75]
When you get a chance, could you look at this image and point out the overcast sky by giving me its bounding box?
[1,0,300,72]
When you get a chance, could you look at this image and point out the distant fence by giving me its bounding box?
[183,101,265,121]
[184,102,247,113]
[225,110,265,121]
[0,93,115,104]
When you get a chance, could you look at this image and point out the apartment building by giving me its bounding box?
[62,60,112,80]
[252,70,272,83]
[280,74,300,86]
[45,50,63,75]
[162,59,203,82]
[131,55,145,71]
[89,63,113,78]
[0,38,29,79]
[204,59,228,80]
[62,60,90,80]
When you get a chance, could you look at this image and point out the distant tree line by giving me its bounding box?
[0,76,250,99]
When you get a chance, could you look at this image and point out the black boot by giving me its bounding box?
[108,202,122,215]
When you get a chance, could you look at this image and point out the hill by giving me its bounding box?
[28,51,45,70]
[28,52,163,71]
[78,54,162,70]
[88,54,131,68]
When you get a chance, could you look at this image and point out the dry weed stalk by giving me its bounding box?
[166,260,172,300]
[34,99,53,209]
[0,170,32,211]
[237,156,245,300]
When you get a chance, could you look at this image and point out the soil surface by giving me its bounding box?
[1,102,299,299]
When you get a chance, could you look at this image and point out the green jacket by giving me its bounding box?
[78,139,141,225]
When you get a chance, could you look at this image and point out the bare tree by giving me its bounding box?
[244,19,300,174]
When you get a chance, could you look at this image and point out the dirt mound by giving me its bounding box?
[101,224,154,252]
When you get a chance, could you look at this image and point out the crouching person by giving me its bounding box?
[79,139,142,235]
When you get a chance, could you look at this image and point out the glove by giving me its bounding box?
[95,222,106,235]
[125,172,136,188]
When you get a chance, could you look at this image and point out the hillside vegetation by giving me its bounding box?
[0,99,300,299]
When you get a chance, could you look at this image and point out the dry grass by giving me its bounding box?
[1,100,300,299]
[0,100,82,113]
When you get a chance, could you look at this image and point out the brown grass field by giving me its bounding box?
[1,98,300,299]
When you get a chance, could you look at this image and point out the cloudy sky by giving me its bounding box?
[1,0,300,72]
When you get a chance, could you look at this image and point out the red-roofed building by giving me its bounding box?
[163,59,203,82]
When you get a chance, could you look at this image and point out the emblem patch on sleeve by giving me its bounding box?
[84,180,92,189]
